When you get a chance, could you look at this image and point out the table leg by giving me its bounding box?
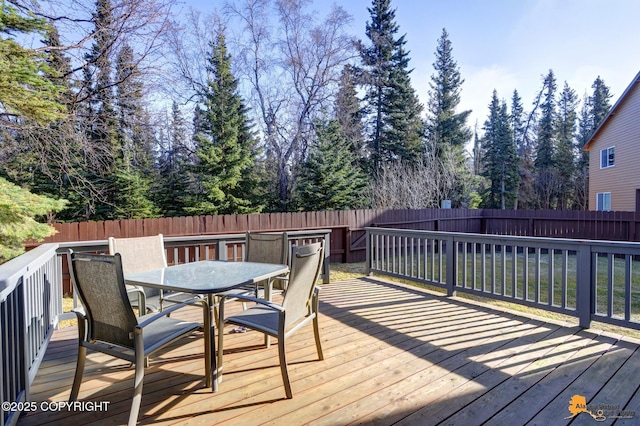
[203,294,218,391]
[264,279,272,347]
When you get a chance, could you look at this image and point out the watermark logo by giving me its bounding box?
[565,395,636,422]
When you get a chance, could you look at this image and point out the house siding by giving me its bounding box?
[588,80,640,212]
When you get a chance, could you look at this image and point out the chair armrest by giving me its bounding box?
[72,307,88,341]
[226,294,285,312]
[72,307,86,319]
[136,298,204,328]
[126,284,147,315]
[126,284,145,296]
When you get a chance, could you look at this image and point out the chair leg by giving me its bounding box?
[278,336,292,399]
[129,347,145,426]
[312,314,324,360]
[139,291,147,317]
[68,346,86,402]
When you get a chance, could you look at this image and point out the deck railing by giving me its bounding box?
[366,227,640,331]
[0,230,330,426]
[0,243,62,426]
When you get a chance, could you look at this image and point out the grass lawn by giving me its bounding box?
[333,261,640,339]
[59,261,640,339]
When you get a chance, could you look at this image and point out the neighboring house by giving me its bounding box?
[584,71,640,212]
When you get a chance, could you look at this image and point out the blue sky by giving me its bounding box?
[187,0,640,134]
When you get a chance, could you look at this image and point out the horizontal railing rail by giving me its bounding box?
[366,227,640,331]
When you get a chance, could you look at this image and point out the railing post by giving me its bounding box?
[577,243,592,328]
[217,240,228,261]
[445,235,456,297]
[322,231,331,284]
[365,228,371,276]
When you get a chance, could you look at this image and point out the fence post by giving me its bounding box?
[576,243,592,328]
[344,227,351,263]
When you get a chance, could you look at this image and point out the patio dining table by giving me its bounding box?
[124,260,289,391]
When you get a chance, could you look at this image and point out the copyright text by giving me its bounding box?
[1,401,110,412]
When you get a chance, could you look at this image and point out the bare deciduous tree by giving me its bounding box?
[369,152,456,209]
[223,0,356,210]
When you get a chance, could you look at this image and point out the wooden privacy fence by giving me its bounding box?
[33,208,640,264]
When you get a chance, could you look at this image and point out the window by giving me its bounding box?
[596,192,611,211]
[600,147,615,168]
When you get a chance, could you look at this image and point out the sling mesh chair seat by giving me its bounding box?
[68,252,212,426]
[109,234,197,313]
[217,241,324,399]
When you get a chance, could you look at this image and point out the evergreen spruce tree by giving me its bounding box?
[154,102,193,216]
[511,89,535,209]
[233,100,265,213]
[0,4,64,123]
[481,91,519,209]
[115,44,154,172]
[112,43,158,218]
[534,70,558,209]
[472,124,483,177]
[359,0,423,171]
[574,76,612,209]
[187,27,259,215]
[589,76,613,132]
[0,4,67,259]
[112,163,159,218]
[384,43,425,162]
[425,28,473,207]
[334,65,366,165]
[574,97,592,210]
[296,120,369,211]
[80,0,119,219]
[555,82,578,210]
[1,21,90,221]
[426,28,472,151]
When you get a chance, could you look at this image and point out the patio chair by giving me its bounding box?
[217,241,324,399]
[216,231,289,312]
[108,234,195,312]
[67,252,210,426]
[245,231,289,298]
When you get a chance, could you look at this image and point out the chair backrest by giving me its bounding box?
[69,252,138,348]
[108,234,167,274]
[245,231,288,265]
[282,241,324,327]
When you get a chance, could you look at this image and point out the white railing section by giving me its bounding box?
[366,227,640,331]
[0,230,330,426]
[0,243,61,426]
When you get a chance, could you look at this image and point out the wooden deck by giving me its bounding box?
[18,277,640,426]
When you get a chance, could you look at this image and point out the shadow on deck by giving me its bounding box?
[18,277,640,425]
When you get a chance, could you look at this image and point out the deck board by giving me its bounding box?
[17,276,640,426]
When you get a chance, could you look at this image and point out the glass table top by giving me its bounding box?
[124,260,289,294]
